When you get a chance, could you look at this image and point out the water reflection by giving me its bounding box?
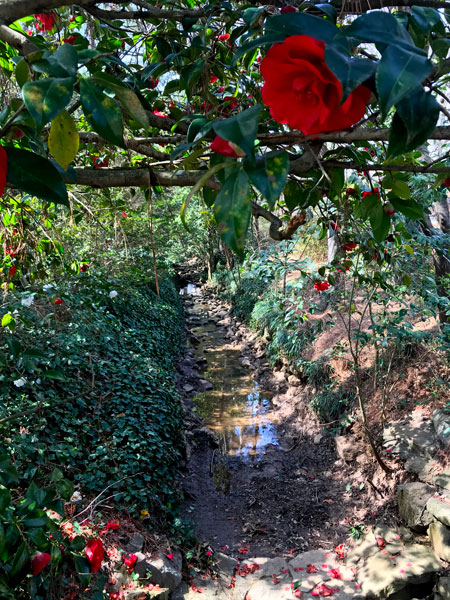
[184,286,279,465]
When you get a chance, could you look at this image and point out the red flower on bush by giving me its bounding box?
[80,263,89,272]
[34,13,56,32]
[9,265,17,277]
[260,35,370,135]
[0,146,7,198]
[218,33,230,42]
[85,538,104,572]
[123,553,138,573]
[153,110,168,118]
[362,188,380,198]
[314,281,330,292]
[148,76,159,89]
[32,552,51,576]
[384,203,395,216]
[63,35,78,45]
[93,157,109,168]
[210,75,218,83]
[341,242,357,252]
[210,136,244,158]
[443,177,450,187]
[330,221,338,231]
[345,187,357,196]
[121,211,129,218]
[54,298,64,305]
[281,5,297,12]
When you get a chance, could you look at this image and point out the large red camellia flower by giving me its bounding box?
[260,35,371,135]
[85,538,104,572]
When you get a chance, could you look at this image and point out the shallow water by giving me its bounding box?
[181,285,278,469]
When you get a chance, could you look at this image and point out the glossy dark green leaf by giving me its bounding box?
[324,45,376,102]
[5,146,68,206]
[213,105,261,158]
[0,454,18,486]
[343,11,415,48]
[9,542,30,581]
[360,192,380,221]
[232,33,285,66]
[283,180,303,211]
[74,555,91,587]
[387,86,440,157]
[389,197,423,219]
[0,488,10,512]
[376,44,432,114]
[370,204,391,242]
[53,43,78,77]
[244,152,289,209]
[411,6,441,33]
[214,167,251,257]
[265,12,339,44]
[316,3,338,21]
[79,78,125,148]
[22,77,75,128]
[0,523,4,555]
[203,187,216,208]
[180,59,205,97]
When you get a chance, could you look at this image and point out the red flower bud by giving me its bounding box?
[218,33,230,42]
[443,177,450,187]
[281,5,297,12]
[210,75,218,83]
[210,136,244,158]
[341,242,357,252]
[85,538,104,572]
[362,188,380,198]
[9,265,17,277]
[32,552,51,576]
[63,35,78,45]
[383,203,395,216]
[345,188,356,196]
[54,298,64,305]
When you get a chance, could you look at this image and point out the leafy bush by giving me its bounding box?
[1,257,185,515]
[310,384,354,423]
[229,278,267,323]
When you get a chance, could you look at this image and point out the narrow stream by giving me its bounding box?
[181,285,279,487]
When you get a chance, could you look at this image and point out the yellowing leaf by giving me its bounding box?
[48,110,79,171]
[403,244,414,256]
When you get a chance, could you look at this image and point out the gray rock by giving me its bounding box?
[429,520,450,562]
[143,551,182,593]
[397,482,434,530]
[314,434,323,445]
[427,496,450,526]
[183,384,194,393]
[215,552,237,577]
[126,589,169,600]
[383,415,438,459]
[171,581,189,600]
[357,543,442,599]
[404,455,435,480]
[437,577,450,600]
[433,468,450,491]
[126,532,145,554]
[245,577,292,600]
[432,409,450,447]
[199,379,213,391]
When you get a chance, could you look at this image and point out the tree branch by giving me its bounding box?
[71,168,220,189]
[0,24,38,55]
[84,4,204,23]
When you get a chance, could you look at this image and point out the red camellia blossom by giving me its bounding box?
[281,5,297,12]
[9,265,17,277]
[34,13,56,32]
[54,298,64,305]
[123,553,138,573]
[218,33,230,42]
[334,544,345,559]
[345,187,357,196]
[63,35,78,45]
[93,157,109,168]
[148,76,159,89]
[443,177,450,187]
[306,564,318,574]
[121,212,129,218]
[341,242,357,252]
[13,128,24,139]
[32,552,51,576]
[384,203,396,216]
[314,281,330,292]
[260,35,370,135]
[362,188,380,198]
[210,75,218,83]
[210,136,244,158]
[312,583,336,597]
[0,146,7,198]
[85,538,104,572]
[153,110,168,118]
[80,264,89,272]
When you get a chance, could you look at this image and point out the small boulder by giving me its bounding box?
[198,379,213,391]
[335,436,362,462]
[427,495,450,526]
[432,409,450,447]
[437,577,450,600]
[126,532,145,554]
[429,520,450,562]
[144,551,182,593]
[397,482,434,530]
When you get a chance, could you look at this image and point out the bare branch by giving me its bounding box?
[71,167,220,189]
[84,3,204,23]
[0,24,38,55]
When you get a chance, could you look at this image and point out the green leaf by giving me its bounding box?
[5,146,68,206]
[22,77,75,128]
[387,86,440,158]
[90,73,149,130]
[376,45,432,115]
[324,45,376,102]
[187,118,213,143]
[79,78,125,148]
[203,187,216,208]
[15,59,30,87]
[0,488,11,512]
[0,454,18,486]
[244,152,289,209]
[360,192,379,221]
[0,523,5,555]
[315,3,338,21]
[402,273,412,287]
[370,203,391,242]
[41,369,66,380]
[382,176,410,199]
[49,110,79,171]
[180,162,228,230]
[389,197,423,219]
[411,6,441,33]
[283,179,303,211]
[9,542,30,581]
[180,59,205,97]
[265,12,339,44]
[343,11,416,49]
[214,167,251,257]
[53,43,78,77]
[213,105,261,159]
[73,555,91,587]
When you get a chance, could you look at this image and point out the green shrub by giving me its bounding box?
[1,259,185,515]
[310,384,354,423]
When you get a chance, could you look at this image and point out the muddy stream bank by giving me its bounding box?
[177,284,394,558]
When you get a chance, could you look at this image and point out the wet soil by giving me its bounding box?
[178,285,401,558]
